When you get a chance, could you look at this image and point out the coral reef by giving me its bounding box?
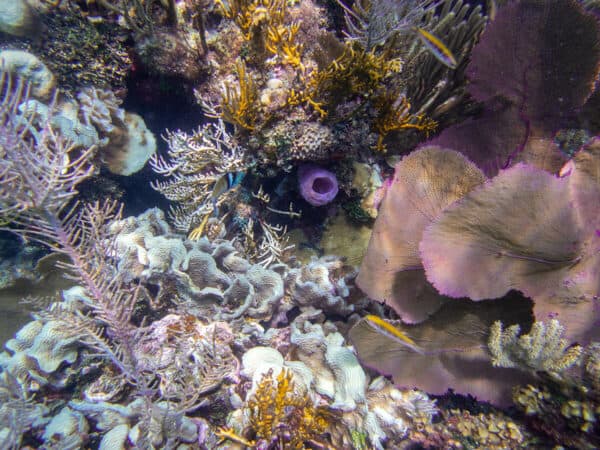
[234,322,439,449]
[37,3,131,93]
[1,0,600,449]
[0,50,55,100]
[408,407,528,450]
[419,149,600,343]
[511,363,600,449]
[0,318,81,391]
[349,294,537,406]
[107,207,361,322]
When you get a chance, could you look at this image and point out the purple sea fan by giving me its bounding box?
[298,164,338,206]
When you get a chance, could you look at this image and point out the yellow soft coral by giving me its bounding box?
[310,43,402,100]
[220,60,259,130]
[216,0,303,69]
[292,42,403,119]
[372,95,437,152]
[246,368,331,449]
[266,22,304,69]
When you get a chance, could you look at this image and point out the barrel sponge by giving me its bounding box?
[298,164,339,206]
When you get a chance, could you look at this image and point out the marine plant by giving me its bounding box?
[203,0,446,157]
[339,0,489,125]
[0,71,155,393]
[357,146,486,323]
[429,0,600,175]
[337,0,440,50]
[151,120,249,232]
[246,368,332,448]
[351,0,600,408]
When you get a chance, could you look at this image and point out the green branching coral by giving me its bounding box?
[488,320,583,374]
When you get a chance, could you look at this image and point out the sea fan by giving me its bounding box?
[0,71,149,386]
[337,0,441,50]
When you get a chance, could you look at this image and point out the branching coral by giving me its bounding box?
[245,368,331,448]
[215,0,303,68]
[298,42,436,150]
[401,0,488,118]
[0,72,95,224]
[299,42,401,119]
[151,120,249,233]
[371,94,437,151]
[337,0,439,50]
[241,219,294,267]
[136,315,240,412]
[338,0,488,125]
[488,320,583,374]
[0,371,49,450]
[216,0,284,40]
[218,61,260,131]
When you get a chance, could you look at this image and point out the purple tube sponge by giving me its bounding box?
[298,164,339,206]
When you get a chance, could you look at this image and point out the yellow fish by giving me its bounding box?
[363,314,425,355]
[416,28,458,69]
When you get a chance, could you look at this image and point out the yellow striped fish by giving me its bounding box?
[416,28,458,69]
[363,314,425,355]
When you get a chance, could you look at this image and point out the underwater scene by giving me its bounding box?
[0,0,599,448]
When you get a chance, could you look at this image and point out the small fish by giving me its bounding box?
[415,28,458,69]
[189,172,245,240]
[363,314,425,355]
[211,171,245,201]
[211,171,245,214]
